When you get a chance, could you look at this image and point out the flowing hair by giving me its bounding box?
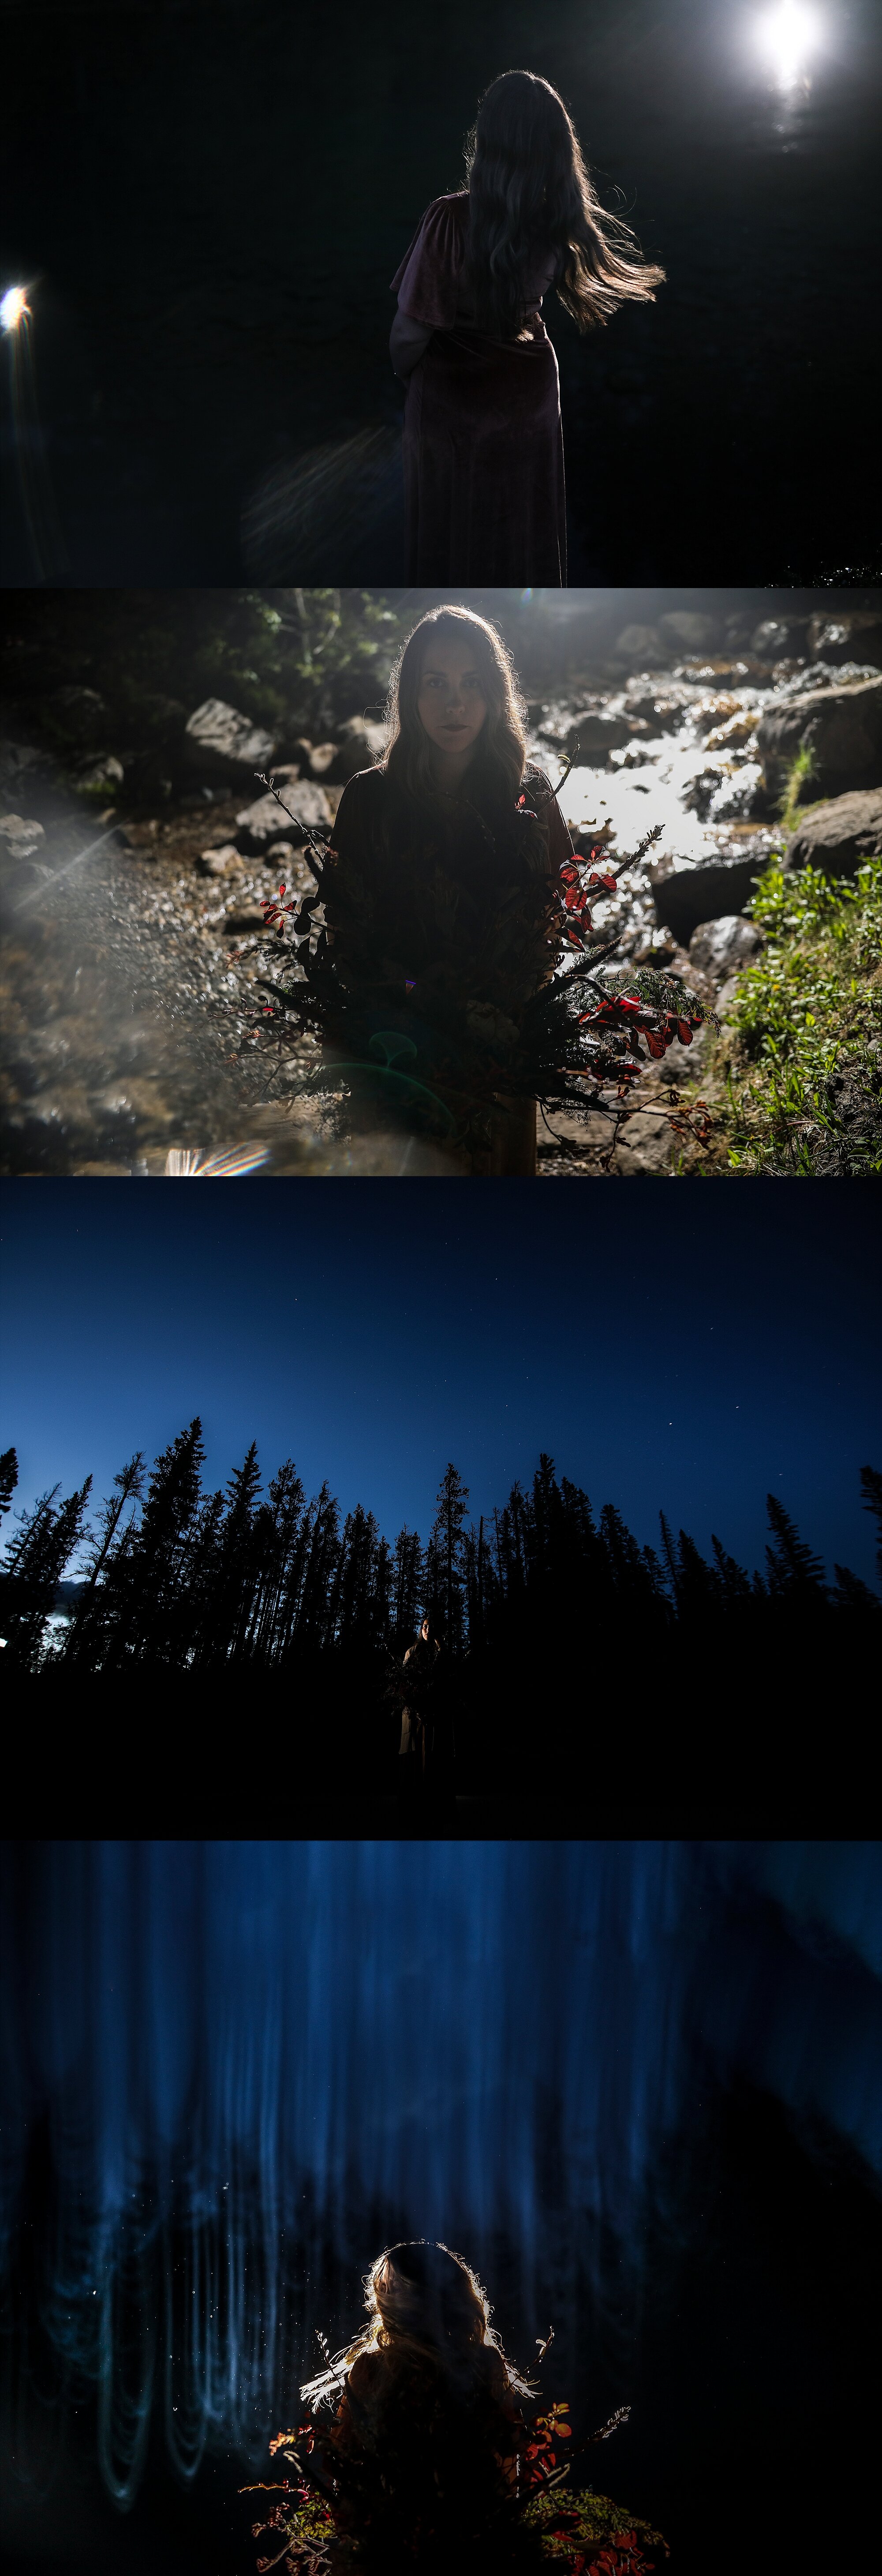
[463,68,665,340]
[381,607,527,817]
[300,2239,537,2410]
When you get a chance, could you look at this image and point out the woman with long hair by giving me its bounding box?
[252,2239,667,2576]
[390,70,665,583]
[323,604,574,1175]
[284,2239,538,2572]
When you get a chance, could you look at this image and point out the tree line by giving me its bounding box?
[0,1434,878,1680]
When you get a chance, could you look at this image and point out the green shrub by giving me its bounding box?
[715,857,882,1174]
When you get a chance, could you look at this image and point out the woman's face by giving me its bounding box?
[416,634,489,758]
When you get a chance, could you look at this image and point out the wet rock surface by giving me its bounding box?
[756,675,882,802]
[784,790,882,874]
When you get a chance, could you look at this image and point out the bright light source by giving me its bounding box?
[1,285,29,332]
[757,4,820,87]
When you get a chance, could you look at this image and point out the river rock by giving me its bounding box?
[784,789,882,876]
[756,675,882,800]
[806,612,882,667]
[621,687,692,731]
[612,625,664,665]
[652,849,772,945]
[751,618,809,660]
[0,813,45,851]
[659,611,719,651]
[184,699,277,781]
[565,709,632,757]
[76,755,125,790]
[234,780,332,851]
[688,914,763,979]
[197,843,244,878]
[613,1109,675,1176]
[325,716,387,781]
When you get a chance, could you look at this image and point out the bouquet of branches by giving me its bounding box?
[242,2388,668,2576]
[243,765,714,1143]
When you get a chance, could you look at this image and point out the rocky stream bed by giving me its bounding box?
[2,609,881,1177]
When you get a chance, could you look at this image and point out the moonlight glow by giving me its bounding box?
[1,285,30,331]
[756,4,822,86]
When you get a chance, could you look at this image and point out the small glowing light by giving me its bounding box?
[1,285,30,331]
[757,3,820,87]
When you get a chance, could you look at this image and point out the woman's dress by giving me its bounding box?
[325,763,572,1175]
[391,194,566,585]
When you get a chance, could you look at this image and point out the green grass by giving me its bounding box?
[712,857,882,1174]
[776,742,818,838]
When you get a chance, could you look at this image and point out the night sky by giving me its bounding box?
[2,1179,880,1583]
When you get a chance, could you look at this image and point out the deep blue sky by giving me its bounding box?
[1,1181,880,1582]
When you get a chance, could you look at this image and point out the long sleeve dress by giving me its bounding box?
[325,762,573,1175]
[390,193,566,586]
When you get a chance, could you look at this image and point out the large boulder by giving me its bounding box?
[756,675,882,801]
[184,699,277,782]
[564,709,632,758]
[652,848,772,945]
[234,779,333,851]
[806,612,882,667]
[784,789,882,876]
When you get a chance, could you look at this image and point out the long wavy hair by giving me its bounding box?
[382,607,527,816]
[463,68,665,340]
[301,2239,536,2409]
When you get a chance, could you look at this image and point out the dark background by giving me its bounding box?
[1,1840,880,2576]
[2,0,881,585]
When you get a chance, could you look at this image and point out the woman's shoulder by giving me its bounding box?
[522,761,555,801]
[420,191,469,231]
[391,195,467,318]
[331,764,388,834]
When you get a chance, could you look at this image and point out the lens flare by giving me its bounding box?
[1,285,30,331]
[756,3,821,87]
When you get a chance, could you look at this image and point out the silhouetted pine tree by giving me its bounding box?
[392,1527,424,1643]
[430,1464,470,1649]
[0,1449,18,1520]
[64,1453,145,1667]
[831,1563,880,1612]
[764,1494,827,1601]
[1,1478,92,1670]
[104,1419,206,1664]
[710,1534,752,1605]
[860,1465,882,1591]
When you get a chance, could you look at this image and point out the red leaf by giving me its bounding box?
[646,1031,666,1057]
[677,1020,693,1045]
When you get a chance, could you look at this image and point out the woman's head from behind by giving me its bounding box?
[465,67,665,339]
[384,607,526,809]
[367,2240,490,2359]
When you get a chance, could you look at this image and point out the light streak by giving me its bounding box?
[1,285,30,331]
